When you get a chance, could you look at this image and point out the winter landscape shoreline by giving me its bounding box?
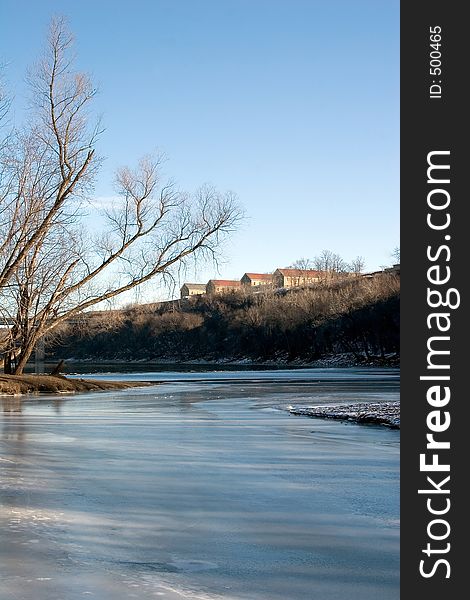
[0,374,153,396]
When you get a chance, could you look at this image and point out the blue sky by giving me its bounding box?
[1,0,399,298]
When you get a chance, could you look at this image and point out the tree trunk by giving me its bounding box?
[13,340,37,375]
[3,351,12,375]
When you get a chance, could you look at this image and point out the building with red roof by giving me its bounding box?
[206,279,241,294]
[240,273,273,287]
[273,268,324,288]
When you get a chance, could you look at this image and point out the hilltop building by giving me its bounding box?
[179,264,358,299]
[384,264,400,276]
[206,279,241,294]
[273,268,324,288]
[180,283,206,299]
[240,273,273,288]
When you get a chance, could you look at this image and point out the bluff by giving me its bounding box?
[50,275,400,365]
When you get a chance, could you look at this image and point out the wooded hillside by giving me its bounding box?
[50,275,400,364]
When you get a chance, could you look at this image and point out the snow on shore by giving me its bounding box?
[288,401,400,429]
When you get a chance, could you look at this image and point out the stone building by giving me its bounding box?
[240,273,273,288]
[273,268,324,288]
[180,283,206,299]
[206,279,241,294]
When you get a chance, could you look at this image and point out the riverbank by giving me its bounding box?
[288,401,400,429]
[57,352,399,370]
[0,374,153,396]
[49,279,400,366]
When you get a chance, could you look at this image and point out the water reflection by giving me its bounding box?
[2,397,22,414]
[2,396,66,416]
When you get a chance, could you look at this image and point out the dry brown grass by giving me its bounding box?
[0,374,154,396]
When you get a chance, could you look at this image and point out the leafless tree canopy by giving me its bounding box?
[290,251,365,277]
[0,18,242,373]
[289,257,314,271]
[312,249,348,274]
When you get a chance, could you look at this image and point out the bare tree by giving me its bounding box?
[289,257,314,270]
[391,246,400,263]
[0,19,99,293]
[349,255,365,276]
[313,249,348,277]
[0,19,242,373]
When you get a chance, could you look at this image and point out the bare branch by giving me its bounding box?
[1,20,241,373]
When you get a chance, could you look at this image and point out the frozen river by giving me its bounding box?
[0,368,399,599]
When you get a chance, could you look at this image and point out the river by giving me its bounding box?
[0,367,399,599]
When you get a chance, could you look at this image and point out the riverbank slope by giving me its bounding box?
[50,276,400,365]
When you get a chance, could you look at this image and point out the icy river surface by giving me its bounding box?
[0,368,399,600]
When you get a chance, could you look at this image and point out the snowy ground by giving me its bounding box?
[288,401,400,428]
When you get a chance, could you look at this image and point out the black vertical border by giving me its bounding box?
[401,2,467,598]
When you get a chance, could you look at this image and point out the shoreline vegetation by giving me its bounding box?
[2,277,399,402]
[0,374,153,396]
[49,276,400,366]
[57,352,399,369]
